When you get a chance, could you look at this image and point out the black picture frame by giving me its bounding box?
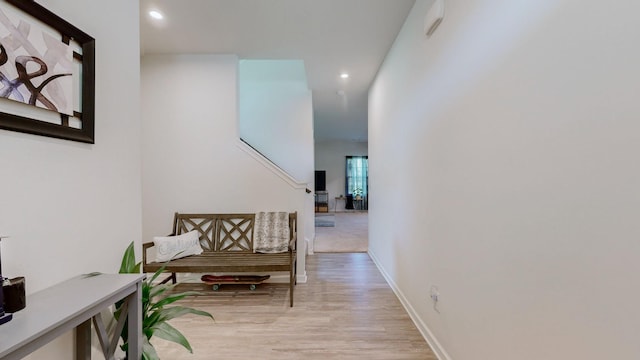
[0,0,95,144]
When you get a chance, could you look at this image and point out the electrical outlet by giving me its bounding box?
[430,285,440,313]
[430,285,439,302]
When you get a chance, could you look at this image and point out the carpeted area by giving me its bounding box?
[314,211,368,253]
[315,213,335,227]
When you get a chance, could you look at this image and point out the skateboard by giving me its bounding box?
[200,274,270,291]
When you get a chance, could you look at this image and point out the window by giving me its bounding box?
[345,156,368,204]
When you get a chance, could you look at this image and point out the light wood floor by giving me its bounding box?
[152,253,437,359]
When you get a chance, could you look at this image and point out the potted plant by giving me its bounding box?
[353,188,363,200]
[116,242,213,360]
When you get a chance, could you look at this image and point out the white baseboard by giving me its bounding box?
[368,250,452,360]
[297,271,307,283]
[306,236,314,255]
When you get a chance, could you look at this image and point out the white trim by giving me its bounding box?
[306,236,314,255]
[236,139,307,190]
[368,250,452,360]
[296,271,307,284]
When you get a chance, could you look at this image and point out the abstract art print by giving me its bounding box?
[0,0,94,143]
[0,6,73,115]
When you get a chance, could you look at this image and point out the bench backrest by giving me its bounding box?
[172,212,297,253]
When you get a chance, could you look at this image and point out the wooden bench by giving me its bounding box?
[143,212,297,307]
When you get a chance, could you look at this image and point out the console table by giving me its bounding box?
[0,273,145,360]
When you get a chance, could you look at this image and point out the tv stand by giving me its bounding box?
[315,191,329,212]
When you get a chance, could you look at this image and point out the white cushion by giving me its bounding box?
[153,230,203,262]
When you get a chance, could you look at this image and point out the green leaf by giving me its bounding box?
[142,336,160,360]
[114,241,213,360]
[153,305,213,323]
[143,308,163,329]
[150,291,202,310]
[119,241,141,274]
[114,303,123,321]
[149,283,176,299]
[146,250,187,284]
[180,307,214,320]
[151,322,193,353]
[148,263,170,284]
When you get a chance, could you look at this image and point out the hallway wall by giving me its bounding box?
[0,0,141,358]
[369,1,640,359]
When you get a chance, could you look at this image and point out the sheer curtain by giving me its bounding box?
[345,156,368,209]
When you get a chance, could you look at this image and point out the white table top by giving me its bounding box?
[0,273,145,358]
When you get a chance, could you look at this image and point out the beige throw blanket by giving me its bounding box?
[254,212,290,253]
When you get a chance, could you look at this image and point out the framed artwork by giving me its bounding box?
[0,0,95,143]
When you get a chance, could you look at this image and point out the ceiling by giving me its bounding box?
[140,0,416,142]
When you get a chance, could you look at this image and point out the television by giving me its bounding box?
[315,170,326,192]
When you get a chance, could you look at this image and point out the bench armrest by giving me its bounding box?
[142,242,154,265]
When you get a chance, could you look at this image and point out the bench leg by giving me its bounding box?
[289,267,294,307]
[289,280,293,307]
[159,272,177,285]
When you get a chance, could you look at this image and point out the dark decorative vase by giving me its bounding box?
[0,236,12,325]
[3,277,26,313]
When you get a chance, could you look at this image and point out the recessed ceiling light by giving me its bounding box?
[340,73,349,79]
[149,10,164,20]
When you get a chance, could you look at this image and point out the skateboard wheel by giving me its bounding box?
[213,284,220,291]
[249,284,256,291]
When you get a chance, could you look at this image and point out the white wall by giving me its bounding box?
[141,54,309,281]
[239,59,315,252]
[239,60,314,183]
[315,140,367,211]
[369,1,640,359]
[0,0,141,358]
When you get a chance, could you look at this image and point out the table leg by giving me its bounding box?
[126,281,142,359]
[75,320,91,360]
